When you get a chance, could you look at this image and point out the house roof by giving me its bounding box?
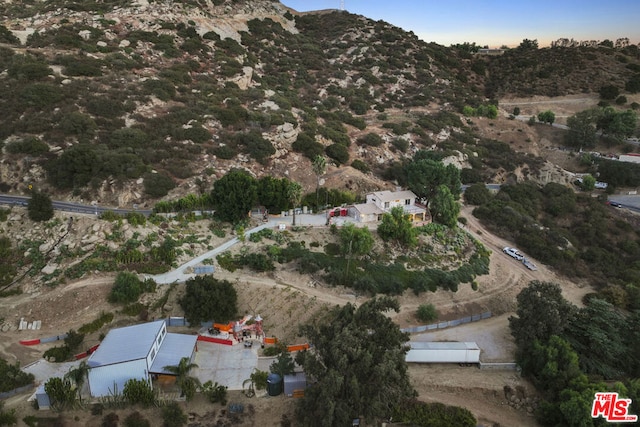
[352,203,384,216]
[149,333,198,374]
[369,190,416,202]
[88,320,165,368]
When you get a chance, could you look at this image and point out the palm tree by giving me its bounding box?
[287,181,303,226]
[163,357,201,401]
[64,361,89,403]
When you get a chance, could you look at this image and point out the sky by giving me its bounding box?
[280,0,640,48]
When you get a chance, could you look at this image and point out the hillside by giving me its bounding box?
[2,2,640,425]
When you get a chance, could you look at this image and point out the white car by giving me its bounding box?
[503,247,524,261]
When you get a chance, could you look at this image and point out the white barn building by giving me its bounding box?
[87,320,197,397]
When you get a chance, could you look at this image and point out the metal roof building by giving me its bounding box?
[87,320,197,397]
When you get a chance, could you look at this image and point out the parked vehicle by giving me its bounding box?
[522,258,538,271]
[503,247,524,261]
[606,201,622,208]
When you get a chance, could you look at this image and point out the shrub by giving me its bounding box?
[20,83,63,108]
[109,271,143,304]
[416,304,438,323]
[124,411,150,427]
[123,378,155,407]
[292,133,324,159]
[325,143,349,165]
[162,402,187,427]
[351,159,370,173]
[5,137,48,156]
[357,133,383,147]
[143,173,175,198]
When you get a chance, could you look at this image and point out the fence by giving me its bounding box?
[0,384,34,400]
[479,362,519,371]
[401,311,492,334]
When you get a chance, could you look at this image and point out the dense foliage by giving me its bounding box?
[179,276,237,324]
[0,358,34,393]
[510,282,640,426]
[295,297,414,426]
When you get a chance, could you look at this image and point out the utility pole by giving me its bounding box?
[340,0,345,11]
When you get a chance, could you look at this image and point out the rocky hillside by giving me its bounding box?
[0,0,638,208]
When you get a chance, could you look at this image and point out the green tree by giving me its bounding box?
[599,85,620,100]
[430,185,460,227]
[406,156,461,206]
[325,143,349,165]
[565,110,598,149]
[179,276,237,324]
[109,272,143,304]
[286,181,303,226]
[295,297,414,426]
[509,281,575,358]
[211,169,257,223]
[518,38,539,49]
[143,173,175,198]
[581,174,596,191]
[339,223,374,257]
[537,110,556,125]
[64,361,89,402]
[124,412,151,427]
[0,401,17,426]
[163,357,200,401]
[464,183,492,205]
[522,336,586,401]
[257,176,290,212]
[597,107,637,141]
[269,352,295,378]
[27,191,54,222]
[562,298,627,378]
[45,144,100,190]
[377,206,417,247]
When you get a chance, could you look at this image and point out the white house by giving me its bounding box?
[87,320,197,397]
[350,190,428,223]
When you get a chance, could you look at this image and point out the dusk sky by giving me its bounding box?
[280,0,640,48]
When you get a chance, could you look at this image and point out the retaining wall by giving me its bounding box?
[401,311,492,334]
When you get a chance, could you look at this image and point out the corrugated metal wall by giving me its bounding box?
[88,359,148,397]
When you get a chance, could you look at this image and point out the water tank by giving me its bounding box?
[266,373,282,396]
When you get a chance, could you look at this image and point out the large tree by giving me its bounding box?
[295,297,414,426]
[377,206,417,247]
[405,157,460,206]
[565,110,598,149]
[509,281,575,358]
[179,276,237,324]
[256,176,290,212]
[27,190,54,222]
[210,169,257,223]
[430,185,460,227]
[64,361,89,402]
[562,298,627,379]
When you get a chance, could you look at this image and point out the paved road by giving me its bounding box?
[146,212,336,285]
[0,194,151,216]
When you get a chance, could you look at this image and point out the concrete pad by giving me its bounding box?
[193,341,259,390]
